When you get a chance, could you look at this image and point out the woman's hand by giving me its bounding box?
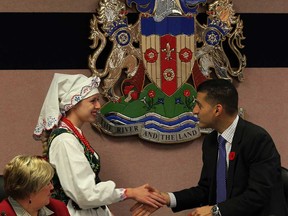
[125,184,166,208]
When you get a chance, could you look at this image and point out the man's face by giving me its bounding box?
[192,92,216,128]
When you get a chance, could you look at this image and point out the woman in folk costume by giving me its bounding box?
[33,73,165,216]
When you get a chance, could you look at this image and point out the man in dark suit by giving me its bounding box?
[131,79,288,216]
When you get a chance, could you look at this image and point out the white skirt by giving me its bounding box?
[67,200,113,216]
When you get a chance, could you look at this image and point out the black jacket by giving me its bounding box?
[172,117,288,216]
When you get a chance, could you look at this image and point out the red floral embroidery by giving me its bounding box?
[229,152,236,161]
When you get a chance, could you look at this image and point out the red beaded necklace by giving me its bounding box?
[61,117,95,154]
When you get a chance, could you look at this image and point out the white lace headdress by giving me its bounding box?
[33,73,100,139]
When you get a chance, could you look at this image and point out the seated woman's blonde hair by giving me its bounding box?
[3,155,54,200]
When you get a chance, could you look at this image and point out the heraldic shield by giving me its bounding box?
[141,16,195,96]
[88,0,246,144]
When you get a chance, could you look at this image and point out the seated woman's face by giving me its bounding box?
[30,181,54,209]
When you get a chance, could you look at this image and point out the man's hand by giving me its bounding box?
[130,191,170,216]
[126,184,166,208]
[188,205,213,216]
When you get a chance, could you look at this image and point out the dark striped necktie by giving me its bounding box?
[216,135,227,203]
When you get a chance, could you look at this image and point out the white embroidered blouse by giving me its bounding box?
[49,124,125,216]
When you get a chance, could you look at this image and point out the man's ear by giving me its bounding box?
[215,104,223,115]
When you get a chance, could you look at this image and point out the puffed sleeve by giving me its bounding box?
[49,132,125,209]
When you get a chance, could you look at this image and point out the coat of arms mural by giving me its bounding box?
[89,0,246,143]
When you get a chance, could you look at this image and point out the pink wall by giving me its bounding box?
[1,1,288,215]
[1,69,288,216]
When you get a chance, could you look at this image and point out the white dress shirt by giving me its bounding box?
[168,115,239,208]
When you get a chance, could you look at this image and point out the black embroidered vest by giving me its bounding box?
[47,128,101,205]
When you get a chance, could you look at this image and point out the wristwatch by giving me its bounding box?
[211,204,221,216]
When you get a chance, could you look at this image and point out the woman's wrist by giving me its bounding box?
[120,188,129,200]
[124,188,133,199]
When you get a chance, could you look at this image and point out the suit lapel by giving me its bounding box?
[205,131,219,203]
[226,118,245,198]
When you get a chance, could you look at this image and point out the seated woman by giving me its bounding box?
[0,155,70,216]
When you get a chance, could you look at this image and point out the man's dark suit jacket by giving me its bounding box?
[172,117,288,216]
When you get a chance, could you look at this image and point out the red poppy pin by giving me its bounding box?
[229,152,236,161]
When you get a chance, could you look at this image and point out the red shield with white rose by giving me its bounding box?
[141,17,195,96]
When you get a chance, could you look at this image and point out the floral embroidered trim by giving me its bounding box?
[63,76,100,112]
[33,114,62,137]
[120,188,128,201]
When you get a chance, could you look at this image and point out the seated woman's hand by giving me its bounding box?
[130,202,158,216]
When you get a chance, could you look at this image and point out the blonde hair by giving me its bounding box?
[3,155,54,200]
[40,130,52,157]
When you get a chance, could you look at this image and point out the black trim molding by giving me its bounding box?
[0,13,287,69]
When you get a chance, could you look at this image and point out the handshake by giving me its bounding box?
[127,185,214,216]
[126,184,169,216]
